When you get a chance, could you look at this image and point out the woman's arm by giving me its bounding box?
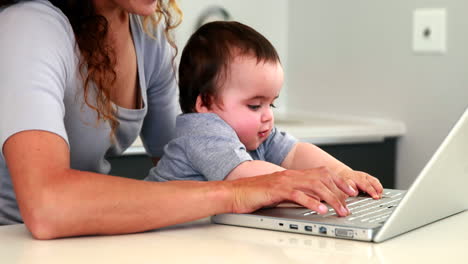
[4,130,233,239]
[5,131,357,239]
[281,142,383,198]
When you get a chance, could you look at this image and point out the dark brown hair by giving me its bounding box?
[178,21,280,114]
[1,0,182,139]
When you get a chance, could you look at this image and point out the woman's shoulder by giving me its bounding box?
[2,0,64,19]
[0,0,76,63]
[0,0,78,94]
[0,0,73,39]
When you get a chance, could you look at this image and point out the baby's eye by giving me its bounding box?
[270,103,277,108]
[247,105,261,110]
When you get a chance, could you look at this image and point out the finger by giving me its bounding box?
[320,174,350,206]
[331,172,358,197]
[346,179,359,196]
[355,174,380,199]
[313,185,349,216]
[289,190,329,214]
[329,182,349,207]
[367,175,384,196]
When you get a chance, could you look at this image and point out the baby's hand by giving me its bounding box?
[338,169,383,199]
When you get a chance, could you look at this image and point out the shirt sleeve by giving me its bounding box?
[261,127,298,165]
[0,2,75,159]
[184,118,253,181]
[138,20,181,158]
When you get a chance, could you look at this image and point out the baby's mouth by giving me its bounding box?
[258,129,269,138]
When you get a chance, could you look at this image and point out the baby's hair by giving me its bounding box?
[178,21,280,113]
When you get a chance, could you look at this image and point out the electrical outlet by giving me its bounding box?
[412,8,447,54]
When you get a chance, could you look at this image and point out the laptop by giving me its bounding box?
[212,108,468,242]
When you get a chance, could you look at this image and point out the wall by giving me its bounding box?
[174,0,289,112]
[287,1,468,188]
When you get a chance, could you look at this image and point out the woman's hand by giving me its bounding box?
[338,169,384,199]
[225,167,359,217]
[279,142,383,200]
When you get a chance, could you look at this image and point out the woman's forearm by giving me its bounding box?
[4,131,233,239]
[23,170,232,239]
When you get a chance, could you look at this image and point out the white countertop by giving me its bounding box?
[0,211,466,264]
[274,112,405,145]
[124,112,406,155]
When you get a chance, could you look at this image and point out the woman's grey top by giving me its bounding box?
[0,0,180,224]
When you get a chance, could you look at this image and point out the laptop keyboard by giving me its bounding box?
[303,191,403,223]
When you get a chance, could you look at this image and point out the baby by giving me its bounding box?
[145,21,382,204]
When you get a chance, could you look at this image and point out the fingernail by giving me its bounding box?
[319,204,328,213]
[341,206,348,215]
[348,185,356,194]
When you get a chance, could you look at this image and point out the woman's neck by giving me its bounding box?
[93,1,130,32]
[92,1,132,51]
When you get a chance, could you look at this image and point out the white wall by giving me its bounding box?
[174,0,289,112]
[287,1,468,188]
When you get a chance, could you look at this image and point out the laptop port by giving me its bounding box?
[304,226,313,232]
[319,226,327,234]
[289,224,298,230]
[335,228,354,238]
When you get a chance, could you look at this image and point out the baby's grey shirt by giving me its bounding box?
[145,113,298,182]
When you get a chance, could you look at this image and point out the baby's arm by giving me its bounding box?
[281,142,348,172]
[281,142,383,198]
[224,160,285,181]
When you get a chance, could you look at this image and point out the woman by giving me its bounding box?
[0,0,382,239]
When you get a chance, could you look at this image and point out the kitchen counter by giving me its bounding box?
[1,211,466,264]
[123,112,406,155]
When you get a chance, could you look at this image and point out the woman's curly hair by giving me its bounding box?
[1,0,182,140]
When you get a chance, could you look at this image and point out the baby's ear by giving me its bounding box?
[195,95,211,113]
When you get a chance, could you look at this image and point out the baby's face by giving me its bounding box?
[209,56,284,151]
